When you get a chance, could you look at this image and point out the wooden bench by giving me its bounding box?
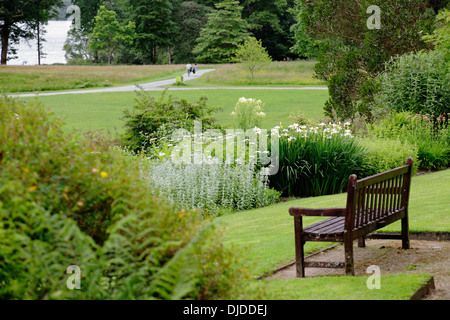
[289,158,414,277]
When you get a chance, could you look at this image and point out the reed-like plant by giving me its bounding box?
[268,122,365,197]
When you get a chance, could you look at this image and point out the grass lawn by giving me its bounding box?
[182,61,328,87]
[215,169,450,277]
[25,88,329,133]
[0,64,185,94]
[258,273,432,300]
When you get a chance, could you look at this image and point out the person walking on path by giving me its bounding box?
[186,63,192,76]
[193,64,198,77]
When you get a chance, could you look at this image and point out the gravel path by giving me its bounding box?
[9,68,327,98]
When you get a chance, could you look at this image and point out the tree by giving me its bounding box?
[422,8,450,63]
[289,0,322,59]
[89,6,135,64]
[0,0,62,65]
[172,1,211,63]
[129,0,177,64]
[193,0,250,63]
[241,0,297,61]
[72,0,102,34]
[295,0,447,120]
[63,27,91,63]
[234,37,271,80]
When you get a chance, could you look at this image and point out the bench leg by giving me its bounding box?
[401,216,410,249]
[294,217,305,278]
[358,236,366,248]
[344,239,355,276]
[295,241,305,278]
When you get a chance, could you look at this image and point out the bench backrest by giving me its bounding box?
[345,158,413,232]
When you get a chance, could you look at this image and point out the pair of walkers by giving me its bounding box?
[186,63,198,77]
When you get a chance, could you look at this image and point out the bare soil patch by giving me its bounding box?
[269,239,450,300]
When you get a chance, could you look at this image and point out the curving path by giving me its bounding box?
[10,68,327,98]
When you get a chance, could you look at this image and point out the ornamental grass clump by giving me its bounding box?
[268,122,365,197]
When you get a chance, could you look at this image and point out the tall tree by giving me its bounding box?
[0,0,62,65]
[193,0,250,63]
[89,5,135,64]
[241,0,296,61]
[172,1,211,63]
[129,0,177,64]
[295,0,447,120]
[72,0,102,34]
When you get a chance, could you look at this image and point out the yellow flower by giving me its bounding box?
[100,171,108,178]
[29,185,37,192]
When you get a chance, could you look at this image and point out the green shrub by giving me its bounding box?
[368,112,450,170]
[374,50,450,116]
[121,89,222,154]
[268,122,366,197]
[357,137,419,177]
[0,97,256,300]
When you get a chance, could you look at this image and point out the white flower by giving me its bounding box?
[158,152,166,157]
[253,127,262,135]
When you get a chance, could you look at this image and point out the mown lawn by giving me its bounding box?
[258,274,433,300]
[25,88,329,133]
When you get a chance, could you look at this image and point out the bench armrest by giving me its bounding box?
[289,207,346,217]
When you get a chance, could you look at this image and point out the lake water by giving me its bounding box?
[9,21,72,65]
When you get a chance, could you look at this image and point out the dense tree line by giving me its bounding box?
[0,0,297,65]
[1,0,448,69]
[62,0,297,65]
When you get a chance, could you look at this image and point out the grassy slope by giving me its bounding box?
[181,61,328,87]
[215,169,450,277]
[0,64,185,93]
